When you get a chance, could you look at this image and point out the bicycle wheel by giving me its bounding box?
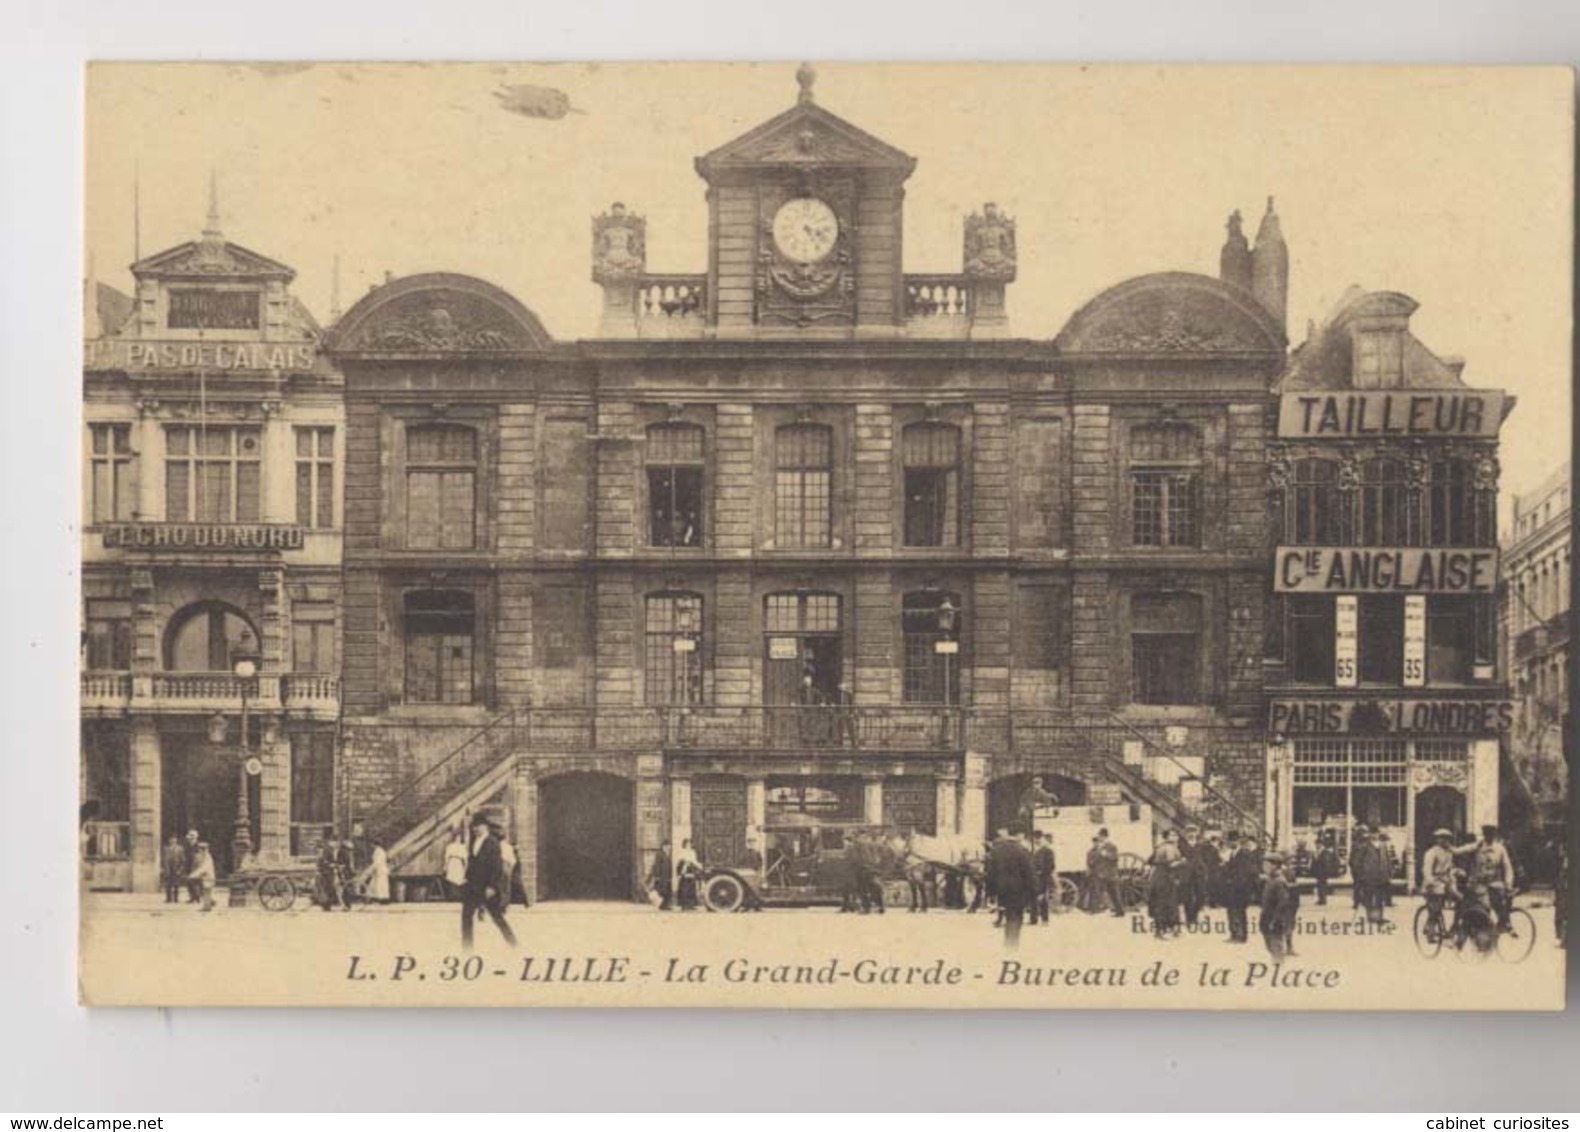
[1497,909,1536,963]
[1412,904,1443,959]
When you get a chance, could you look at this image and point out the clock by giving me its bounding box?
[772,197,839,263]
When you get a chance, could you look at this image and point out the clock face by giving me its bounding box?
[772,197,839,263]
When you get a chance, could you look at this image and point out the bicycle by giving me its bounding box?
[1413,891,1536,962]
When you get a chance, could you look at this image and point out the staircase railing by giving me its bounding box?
[1100,712,1269,841]
[360,710,520,850]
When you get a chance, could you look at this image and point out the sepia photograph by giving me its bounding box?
[74,60,1571,1010]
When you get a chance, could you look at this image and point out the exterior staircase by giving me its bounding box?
[1096,713,1269,842]
[360,710,521,881]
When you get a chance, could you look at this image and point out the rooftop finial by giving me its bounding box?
[796,62,816,105]
[202,169,223,241]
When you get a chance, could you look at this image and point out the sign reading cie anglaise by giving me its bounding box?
[1274,546,1499,593]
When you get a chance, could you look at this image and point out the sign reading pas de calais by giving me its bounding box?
[1276,390,1507,439]
[84,339,316,373]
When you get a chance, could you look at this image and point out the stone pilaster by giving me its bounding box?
[713,404,754,556]
[262,406,293,523]
[128,716,161,893]
[971,402,1010,553]
[936,773,959,836]
[713,571,752,707]
[512,765,540,900]
[853,404,893,555]
[863,777,883,825]
[855,573,896,703]
[256,727,289,864]
[1070,404,1112,553]
[960,750,989,842]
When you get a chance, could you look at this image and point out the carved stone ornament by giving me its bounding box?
[355,300,520,351]
[1266,453,1293,493]
[1336,452,1362,493]
[1404,446,1431,492]
[1473,451,1500,493]
[591,202,647,284]
[1410,762,1469,789]
[963,202,1017,282]
[765,245,848,300]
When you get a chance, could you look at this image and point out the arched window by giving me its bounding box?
[644,592,703,704]
[164,601,259,671]
[902,591,963,704]
[774,424,832,548]
[403,589,475,704]
[1358,457,1415,545]
[1130,423,1201,548]
[902,423,961,547]
[406,424,477,550]
[1290,457,1343,545]
[645,423,705,547]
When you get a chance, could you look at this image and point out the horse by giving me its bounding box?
[888,831,987,912]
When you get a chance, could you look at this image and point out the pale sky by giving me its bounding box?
[85,62,1572,502]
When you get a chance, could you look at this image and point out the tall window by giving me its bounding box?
[646,424,704,547]
[1358,458,1414,545]
[289,732,335,855]
[295,426,334,530]
[291,603,336,673]
[1289,457,1342,544]
[1354,330,1404,387]
[164,425,261,522]
[775,424,832,548]
[1288,596,1337,684]
[1428,458,1474,546]
[1131,592,1202,705]
[1292,739,1407,835]
[1130,423,1201,548]
[1427,596,1476,684]
[84,599,132,669]
[644,593,703,704]
[1358,595,1404,684]
[406,424,477,550]
[89,424,135,523]
[902,423,961,547]
[403,590,475,704]
[902,591,962,704]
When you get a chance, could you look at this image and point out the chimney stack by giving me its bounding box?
[1219,209,1252,291]
[1250,196,1288,333]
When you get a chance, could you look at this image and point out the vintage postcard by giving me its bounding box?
[78,62,1571,1008]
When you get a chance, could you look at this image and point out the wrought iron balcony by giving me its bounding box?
[80,670,339,716]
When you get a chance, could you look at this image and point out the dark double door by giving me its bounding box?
[539,773,634,901]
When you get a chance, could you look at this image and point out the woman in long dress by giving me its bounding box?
[368,841,392,905]
[1147,830,1184,938]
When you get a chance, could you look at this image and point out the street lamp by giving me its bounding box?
[934,597,960,745]
[230,654,260,871]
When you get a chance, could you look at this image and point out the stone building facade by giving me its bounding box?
[328,73,1282,901]
[80,193,342,892]
[1264,288,1514,886]
[1500,461,1570,833]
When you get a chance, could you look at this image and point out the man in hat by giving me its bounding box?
[1031,830,1057,924]
[1086,827,1125,917]
[1350,825,1389,924]
[1018,776,1059,826]
[1310,829,1341,907]
[1178,827,1207,928]
[1258,851,1295,959]
[461,812,516,949]
[1420,828,1461,942]
[986,825,1038,948]
[1220,830,1257,943]
[1466,824,1517,935]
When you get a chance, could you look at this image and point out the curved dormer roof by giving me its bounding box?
[1055,271,1286,359]
[327,272,553,354]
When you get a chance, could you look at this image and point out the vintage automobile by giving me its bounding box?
[695,824,917,912]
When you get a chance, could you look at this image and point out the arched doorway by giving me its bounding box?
[1414,784,1467,871]
[988,772,1088,836]
[538,772,634,901]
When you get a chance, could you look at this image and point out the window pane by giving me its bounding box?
[1290,597,1336,683]
[317,465,333,529]
[165,461,189,521]
[92,463,112,524]
[296,464,313,526]
[1359,596,1404,684]
[290,734,334,824]
[1427,597,1475,684]
[114,461,136,521]
[1133,634,1199,704]
[165,427,189,456]
[439,471,475,549]
[407,472,440,548]
[1132,474,1164,546]
[902,423,960,468]
[647,424,703,465]
[235,461,260,522]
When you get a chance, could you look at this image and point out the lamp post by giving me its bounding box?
[935,597,959,745]
[230,655,259,870]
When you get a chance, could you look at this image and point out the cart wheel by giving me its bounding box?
[1116,852,1146,875]
[702,872,746,913]
[257,874,296,912]
[1053,876,1080,913]
[1119,877,1147,910]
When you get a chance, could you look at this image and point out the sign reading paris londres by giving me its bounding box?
[1276,391,1506,439]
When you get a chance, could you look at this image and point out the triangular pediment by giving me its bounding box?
[132,239,295,281]
[695,102,916,179]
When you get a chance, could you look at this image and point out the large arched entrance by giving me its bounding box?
[538,772,634,901]
[988,772,1088,835]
